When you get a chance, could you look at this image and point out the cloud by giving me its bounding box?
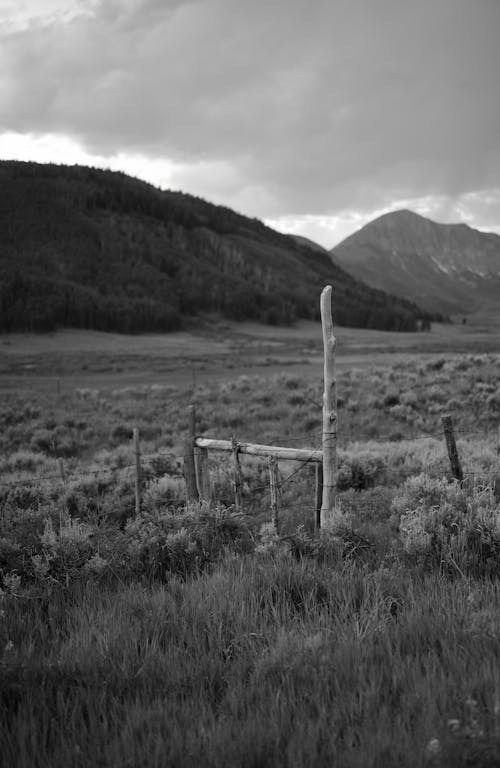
[1,0,500,224]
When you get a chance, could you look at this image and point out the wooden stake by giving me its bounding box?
[57,457,66,483]
[197,447,212,504]
[133,427,142,514]
[320,285,337,526]
[441,414,463,483]
[231,436,243,512]
[269,456,279,533]
[315,462,323,530]
[183,405,199,502]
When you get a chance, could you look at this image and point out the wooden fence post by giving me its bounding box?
[231,436,243,512]
[441,414,463,483]
[197,447,212,504]
[133,427,142,514]
[183,405,199,502]
[188,404,211,504]
[320,285,337,526]
[315,462,323,530]
[57,457,66,484]
[269,456,279,533]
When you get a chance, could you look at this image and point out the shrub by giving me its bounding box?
[391,475,500,576]
[125,503,253,579]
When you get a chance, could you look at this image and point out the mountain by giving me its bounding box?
[330,209,500,315]
[0,161,430,333]
[289,235,328,253]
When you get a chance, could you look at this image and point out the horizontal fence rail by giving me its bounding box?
[194,438,323,464]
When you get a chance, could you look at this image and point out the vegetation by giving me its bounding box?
[0,160,438,333]
[1,353,500,766]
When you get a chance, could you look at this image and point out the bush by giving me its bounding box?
[125,503,253,579]
[391,475,500,576]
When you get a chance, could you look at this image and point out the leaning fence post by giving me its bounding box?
[441,414,463,483]
[320,285,337,526]
[231,436,243,512]
[183,405,199,502]
[268,456,279,533]
[133,427,142,514]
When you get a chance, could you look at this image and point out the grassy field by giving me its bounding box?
[1,323,500,767]
[2,314,500,392]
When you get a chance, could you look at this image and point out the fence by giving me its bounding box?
[1,285,499,529]
[181,286,484,530]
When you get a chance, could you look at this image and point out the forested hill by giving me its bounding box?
[0,161,431,333]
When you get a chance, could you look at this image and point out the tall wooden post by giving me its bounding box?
[269,456,279,533]
[133,427,141,515]
[231,436,243,512]
[320,285,337,526]
[442,414,463,483]
[183,405,199,502]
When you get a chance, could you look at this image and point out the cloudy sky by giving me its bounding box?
[1,0,499,247]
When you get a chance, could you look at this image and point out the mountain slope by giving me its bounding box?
[330,209,500,315]
[0,161,429,333]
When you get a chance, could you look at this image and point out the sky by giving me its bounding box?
[1,0,499,248]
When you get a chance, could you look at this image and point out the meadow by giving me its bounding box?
[1,324,500,767]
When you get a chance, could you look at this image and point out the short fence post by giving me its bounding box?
[269,456,279,533]
[441,414,463,483]
[57,457,66,484]
[231,436,243,512]
[183,405,199,502]
[320,285,337,526]
[133,427,142,514]
[315,462,323,530]
[197,447,212,505]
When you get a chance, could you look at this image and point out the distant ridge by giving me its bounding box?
[289,234,328,254]
[0,161,433,333]
[330,209,500,315]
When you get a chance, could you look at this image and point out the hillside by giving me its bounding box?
[0,161,431,333]
[331,209,500,315]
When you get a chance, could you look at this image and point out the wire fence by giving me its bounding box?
[1,416,499,533]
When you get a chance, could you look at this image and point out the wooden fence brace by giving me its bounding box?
[231,436,243,512]
[195,437,322,463]
[57,457,66,484]
[183,405,199,502]
[441,414,463,483]
[268,456,279,533]
[133,427,142,514]
[315,463,323,530]
[320,285,337,527]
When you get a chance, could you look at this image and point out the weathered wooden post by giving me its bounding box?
[57,457,66,484]
[133,427,142,514]
[441,414,463,483]
[197,446,212,504]
[231,436,243,512]
[315,462,323,529]
[320,285,337,526]
[183,405,199,502]
[268,455,279,533]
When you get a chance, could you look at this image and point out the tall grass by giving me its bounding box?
[2,557,499,768]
